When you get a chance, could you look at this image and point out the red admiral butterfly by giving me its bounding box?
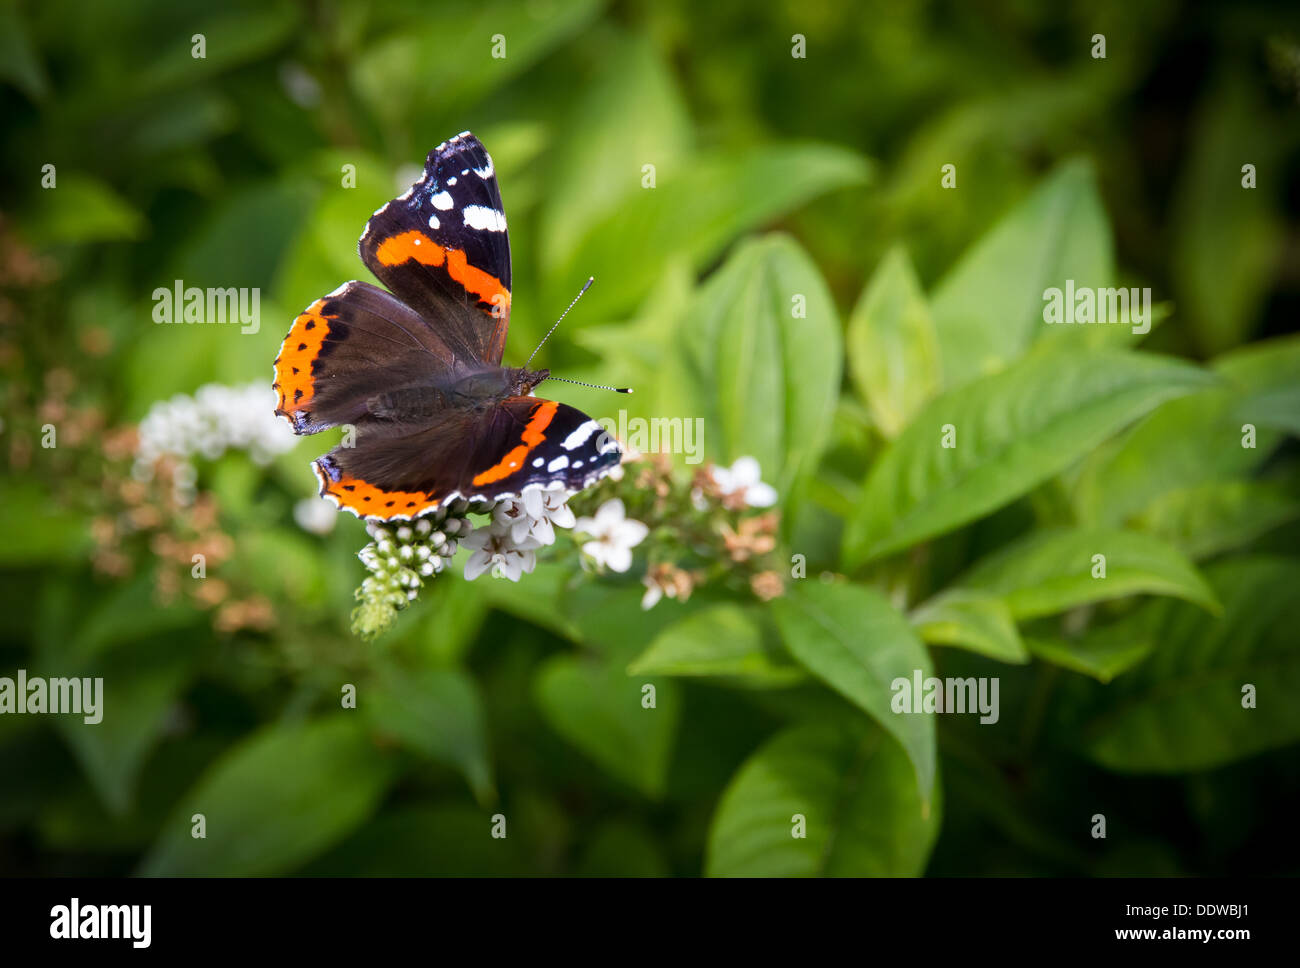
[273,132,621,520]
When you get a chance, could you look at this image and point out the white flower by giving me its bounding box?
[713,456,777,508]
[641,576,664,610]
[462,527,540,582]
[573,498,648,573]
[294,496,337,535]
[133,382,298,501]
[492,485,575,547]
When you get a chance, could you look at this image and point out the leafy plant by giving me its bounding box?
[2,0,1297,878]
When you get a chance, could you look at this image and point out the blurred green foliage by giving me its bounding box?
[2,0,1299,876]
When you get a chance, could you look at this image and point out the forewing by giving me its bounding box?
[358,132,512,367]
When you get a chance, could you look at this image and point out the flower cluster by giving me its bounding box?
[587,453,785,609]
[464,485,575,580]
[134,382,298,496]
[87,420,275,634]
[350,504,473,640]
[346,448,784,639]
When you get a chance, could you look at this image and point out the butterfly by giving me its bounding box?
[272,132,621,520]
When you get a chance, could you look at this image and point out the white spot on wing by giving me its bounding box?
[547,455,569,472]
[428,213,440,230]
[463,205,507,232]
[431,191,454,210]
[562,420,601,451]
[473,159,495,179]
[447,176,457,185]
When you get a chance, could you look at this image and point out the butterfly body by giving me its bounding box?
[272,132,618,520]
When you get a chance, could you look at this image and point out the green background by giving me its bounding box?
[2,0,1298,876]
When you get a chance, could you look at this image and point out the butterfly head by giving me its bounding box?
[509,366,550,397]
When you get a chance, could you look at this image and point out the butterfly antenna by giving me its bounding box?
[545,376,632,394]
[525,276,594,369]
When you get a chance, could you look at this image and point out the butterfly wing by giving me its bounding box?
[273,280,458,434]
[314,397,621,520]
[359,132,511,368]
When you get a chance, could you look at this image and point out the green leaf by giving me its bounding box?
[1130,473,1300,560]
[1071,335,1300,526]
[843,349,1214,567]
[534,653,680,799]
[679,233,842,499]
[1170,73,1286,355]
[0,0,49,100]
[1083,557,1300,772]
[307,805,527,876]
[955,527,1219,620]
[277,150,394,309]
[552,144,870,322]
[628,603,805,685]
[364,666,494,805]
[478,560,579,641]
[0,482,92,565]
[577,820,670,877]
[909,589,1026,663]
[1234,384,1300,436]
[123,2,300,100]
[405,576,490,665]
[19,174,145,245]
[563,580,708,658]
[538,33,691,270]
[773,582,934,796]
[929,159,1115,388]
[351,0,603,142]
[53,637,199,815]
[40,573,199,664]
[139,716,395,875]
[706,721,940,876]
[1026,619,1155,684]
[846,245,941,437]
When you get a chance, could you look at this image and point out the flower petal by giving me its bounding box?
[549,504,576,529]
[641,582,662,610]
[730,456,762,487]
[522,488,545,519]
[595,498,626,529]
[616,518,649,547]
[464,549,493,580]
[745,482,778,508]
[604,544,634,573]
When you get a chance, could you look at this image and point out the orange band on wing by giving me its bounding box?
[314,460,442,520]
[375,230,445,268]
[374,230,510,312]
[444,247,510,313]
[472,400,558,487]
[273,299,329,416]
